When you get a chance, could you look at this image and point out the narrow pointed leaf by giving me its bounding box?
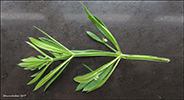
[87,15,109,41]
[24,67,37,71]
[83,62,114,91]
[18,62,34,67]
[37,55,45,59]
[75,64,93,91]
[33,26,72,54]
[26,41,49,57]
[93,15,107,28]
[31,71,41,77]
[74,57,119,83]
[76,82,89,91]
[29,37,70,54]
[38,62,48,70]
[33,56,73,91]
[51,52,62,58]
[21,56,46,62]
[82,4,121,52]
[44,60,71,91]
[88,57,121,92]
[27,63,43,69]
[27,62,52,85]
[86,31,103,43]
[39,37,68,51]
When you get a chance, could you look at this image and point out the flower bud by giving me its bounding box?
[102,38,108,44]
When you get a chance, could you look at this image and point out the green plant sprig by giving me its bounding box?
[19,4,170,92]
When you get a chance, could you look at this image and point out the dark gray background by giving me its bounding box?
[1,1,183,99]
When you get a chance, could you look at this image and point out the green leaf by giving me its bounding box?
[87,16,109,41]
[75,64,113,92]
[39,37,68,51]
[19,56,50,70]
[33,26,72,54]
[33,56,73,91]
[24,62,44,70]
[37,55,45,59]
[86,31,103,43]
[73,57,119,83]
[29,37,70,54]
[87,57,121,92]
[76,82,89,91]
[18,62,34,67]
[51,52,62,58]
[24,67,37,71]
[44,60,71,91]
[75,64,93,91]
[26,41,49,57]
[21,56,46,62]
[31,71,41,77]
[93,15,107,28]
[73,67,102,83]
[38,62,48,70]
[82,62,114,92]
[27,62,52,85]
[82,4,121,52]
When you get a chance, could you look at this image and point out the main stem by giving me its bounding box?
[72,51,170,63]
[73,52,119,57]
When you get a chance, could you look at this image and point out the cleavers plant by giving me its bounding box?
[19,4,170,92]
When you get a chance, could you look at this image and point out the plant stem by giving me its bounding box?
[121,54,170,62]
[52,51,170,63]
[105,44,118,52]
[73,52,119,57]
[73,52,170,63]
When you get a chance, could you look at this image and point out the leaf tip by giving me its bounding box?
[17,63,21,66]
[27,82,31,85]
[33,86,38,91]
[167,59,170,63]
[44,88,47,91]
[33,26,37,29]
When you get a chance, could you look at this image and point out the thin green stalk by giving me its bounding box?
[105,44,118,52]
[121,54,170,62]
[83,64,93,72]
